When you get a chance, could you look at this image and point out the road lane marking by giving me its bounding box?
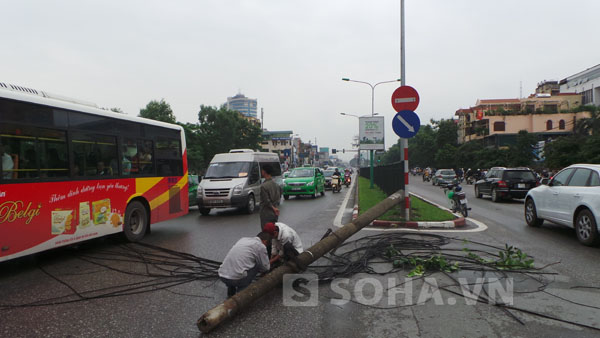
[333,175,355,228]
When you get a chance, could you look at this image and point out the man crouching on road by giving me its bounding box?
[218,232,272,297]
[263,222,304,269]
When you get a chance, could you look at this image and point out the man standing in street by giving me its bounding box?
[259,165,281,229]
[218,232,272,297]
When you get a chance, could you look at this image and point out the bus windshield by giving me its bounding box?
[205,162,250,179]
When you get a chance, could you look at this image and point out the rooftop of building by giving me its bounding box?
[561,63,600,82]
[476,98,521,105]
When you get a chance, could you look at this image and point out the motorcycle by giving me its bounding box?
[442,183,469,217]
[422,172,431,182]
[344,175,351,187]
[465,175,475,185]
[331,176,341,193]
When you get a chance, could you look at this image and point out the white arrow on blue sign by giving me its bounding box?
[392,110,420,138]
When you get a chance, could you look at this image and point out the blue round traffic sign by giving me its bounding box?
[392,110,420,138]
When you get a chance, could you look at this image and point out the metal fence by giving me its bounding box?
[360,162,405,196]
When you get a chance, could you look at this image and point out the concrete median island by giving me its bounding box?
[356,176,466,229]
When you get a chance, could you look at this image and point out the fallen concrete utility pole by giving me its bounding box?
[197,190,405,333]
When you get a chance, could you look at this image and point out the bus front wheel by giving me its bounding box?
[123,201,148,242]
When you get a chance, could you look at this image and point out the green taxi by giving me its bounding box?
[188,174,200,208]
[283,167,325,199]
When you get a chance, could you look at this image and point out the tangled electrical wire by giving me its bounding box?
[0,241,221,309]
[2,233,599,332]
[307,232,600,332]
[310,232,547,280]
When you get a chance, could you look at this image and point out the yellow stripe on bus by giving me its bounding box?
[135,177,164,195]
[148,175,188,211]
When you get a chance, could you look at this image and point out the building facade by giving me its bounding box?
[226,93,258,118]
[560,64,600,107]
[261,130,293,168]
[456,90,587,146]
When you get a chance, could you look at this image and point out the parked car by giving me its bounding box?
[283,167,325,199]
[474,167,538,202]
[432,169,457,186]
[524,164,600,246]
[188,174,199,208]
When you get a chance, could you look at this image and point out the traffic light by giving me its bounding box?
[332,149,337,154]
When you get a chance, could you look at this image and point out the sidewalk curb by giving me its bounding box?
[352,188,466,229]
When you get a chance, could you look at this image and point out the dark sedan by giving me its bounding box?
[474,167,539,202]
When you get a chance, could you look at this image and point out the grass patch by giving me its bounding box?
[358,177,454,222]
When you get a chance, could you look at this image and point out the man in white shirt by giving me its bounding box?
[1,144,14,180]
[263,222,304,269]
[218,232,272,297]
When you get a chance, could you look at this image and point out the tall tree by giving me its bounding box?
[456,140,485,169]
[508,130,538,167]
[434,143,457,168]
[580,135,600,164]
[474,147,510,169]
[179,122,204,174]
[139,99,176,123]
[433,119,458,149]
[574,105,600,136]
[405,125,437,167]
[544,136,582,169]
[196,105,262,168]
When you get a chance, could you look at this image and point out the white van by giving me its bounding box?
[196,149,282,215]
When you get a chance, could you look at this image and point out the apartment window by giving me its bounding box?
[493,121,506,132]
[559,120,566,130]
[544,104,558,113]
[582,89,593,105]
[525,105,535,113]
[546,120,553,130]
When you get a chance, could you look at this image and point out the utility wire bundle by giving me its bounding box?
[308,232,600,332]
[0,241,221,309]
[2,233,600,332]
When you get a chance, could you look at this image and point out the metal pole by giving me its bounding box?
[369,149,374,188]
[371,85,375,117]
[401,0,410,220]
[370,85,375,188]
[197,190,405,333]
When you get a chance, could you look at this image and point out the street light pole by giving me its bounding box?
[342,78,400,188]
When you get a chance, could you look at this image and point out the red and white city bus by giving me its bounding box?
[0,82,188,262]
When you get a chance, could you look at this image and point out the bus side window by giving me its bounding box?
[156,138,181,177]
[0,125,39,180]
[38,129,68,178]
[132,140,153,175]
[122,138,137,175]
[71,133,117,177]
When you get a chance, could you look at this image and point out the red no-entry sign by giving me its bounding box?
[391,86,420,112]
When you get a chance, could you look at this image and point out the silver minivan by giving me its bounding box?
[196,149,282,215]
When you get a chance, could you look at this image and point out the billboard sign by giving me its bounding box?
[359,116,384,150]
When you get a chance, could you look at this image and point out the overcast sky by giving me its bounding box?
[3,0,599,161]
